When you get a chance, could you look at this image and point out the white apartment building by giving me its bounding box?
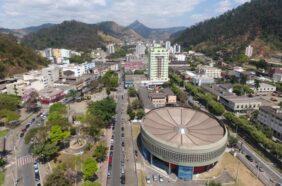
[148,45,169,82]
[135,42,146,57]
[174,54,186,61]
[6,80,29,96]
[198,66,222,78]
[62,62,95,77]
[107,44,115,54]
[173,43,181,53]
[192,75,215,86]
[257,106,282,140]
[245,45,253,57]
[165,41,171,51]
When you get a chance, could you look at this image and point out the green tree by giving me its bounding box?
[67,89,78,99]
[102,70,118,89]
[206,180,222,186]
[128,87,137,97]
[49,125,70,144]
[254,79,260,89]
[93,143,108,162]
[228,134,238,147]
[87,98,116,123]
[49,103,67,114]
[31,141,59,161]
[45,166,71,186]
[82,158,98,181]
[131,99,141,110]
[0,157,6,167]
[82,181,101,186]
[0,94,20,111]
[136,109,145,119]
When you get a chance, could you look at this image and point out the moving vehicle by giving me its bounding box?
[245,155,253,162]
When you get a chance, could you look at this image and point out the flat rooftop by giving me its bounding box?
[142,107,225,148]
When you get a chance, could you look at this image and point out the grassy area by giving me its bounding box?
[0,171,4,186]
[198,153,263,186]
[137,170,145,186]
[226,125,282,173]
[131,125,140,140]
[0,129,8,138]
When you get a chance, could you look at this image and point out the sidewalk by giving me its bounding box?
[99,128,112,186]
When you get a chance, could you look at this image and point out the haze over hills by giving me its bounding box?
[128,20,186,40]
[172,0,282,60]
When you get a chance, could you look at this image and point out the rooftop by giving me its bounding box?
[142,107,225,148]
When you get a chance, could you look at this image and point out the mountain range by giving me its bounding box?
[172,0,282,60]
[0,20,185,50]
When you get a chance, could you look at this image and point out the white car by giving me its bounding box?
[146,176,151,184]
[159,175,164,182]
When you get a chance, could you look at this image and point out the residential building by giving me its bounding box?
[39,87,65,104]
[198,66,222,78]
[220,95,261,113]
[201,84,234,100]
[245,45,253,57]
[135,42,146,57]
[149,92,167,108]
[124,61,144,72]
[6,80,29,97]
[107,44,115,54]
[173,43,181,53]
[251,83,276,94]
[257,106,282,140]
[62,62,95,78]
[165,41,171,51]
[148,45,169,81]
[174,54,186,62]
[192,75,215,86]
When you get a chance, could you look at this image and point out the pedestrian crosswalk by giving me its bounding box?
[17,155,36,167]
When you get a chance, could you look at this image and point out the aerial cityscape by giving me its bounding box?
[0,0,281,186]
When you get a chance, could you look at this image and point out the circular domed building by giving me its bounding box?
[140,107,227,180]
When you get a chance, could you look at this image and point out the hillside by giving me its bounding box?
[0,33,49,78]
[173,0,282,60]
[0,24,54,38]
[127,20,185,40]
[22,21,105,51]
[96,21,143,42]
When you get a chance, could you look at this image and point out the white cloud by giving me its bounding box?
[0,0,203,28]
[217,0,232,13]
[233,0,250,4]
[0,0,249,28]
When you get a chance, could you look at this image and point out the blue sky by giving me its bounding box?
[0,0,250,29]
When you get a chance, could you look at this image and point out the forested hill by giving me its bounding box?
[173,0,282,60]
[0,33,48,78]
[22,21,105,51]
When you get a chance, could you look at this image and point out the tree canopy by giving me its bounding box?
[82,158,99,181]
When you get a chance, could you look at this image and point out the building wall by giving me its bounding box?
[257,108,282,140]
[149,46,169,81]
[220,97,261,112]
[151,98,166,107]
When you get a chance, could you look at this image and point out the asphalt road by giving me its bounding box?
[17,113,45,186]
[111,78,125,186]
[240,143,282,185]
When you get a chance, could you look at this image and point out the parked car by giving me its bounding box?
[120,175,125,184]
[146,176,151,184]
[153,175,158,182]
[20,132,24,138]
[121,133,124,137]
[159,175,164,182]
[246,155,253,162]
[121,141,124,147]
